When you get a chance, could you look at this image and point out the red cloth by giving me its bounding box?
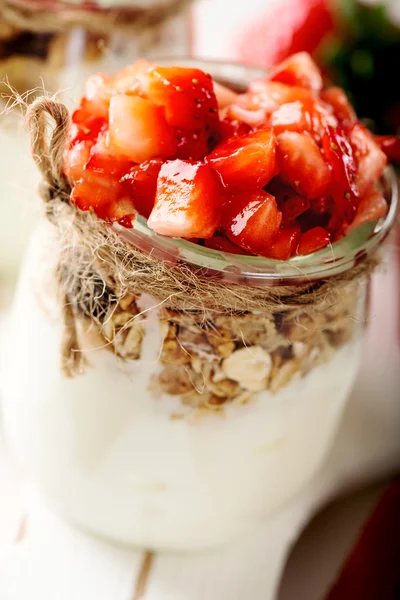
[325,480,400,599]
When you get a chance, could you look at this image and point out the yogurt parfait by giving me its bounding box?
[2,54,398,551]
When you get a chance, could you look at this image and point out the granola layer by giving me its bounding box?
[76,281,362,409]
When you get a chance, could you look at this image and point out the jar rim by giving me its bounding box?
[110,58,398,284]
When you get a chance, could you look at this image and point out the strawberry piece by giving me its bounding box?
[281,195,310,226]
[207,128,277,190]
[271,101,310,135]
[113,59,153,94]
[349,124,387,197]
[346,188,388,234]
[121,159,162,218]
[298,197,334,231]
[70,101,107,144]
[269,52,324,92]
[106,197,137,228]
[223,190,282,256]
[277,131,331,199]
[64,140,92,183]
[86,133,133,179]
[213,82,238,108]
[204,235,248,254]
[310,196,333,216]
[138,66,219,134]
[296,226,331,255]
[148,160,222,238]
[71,170,129,221]
[237,0,333,69]
[271,97,336,140]
[226,104,268,129]
[322,126,358,224]
[175,128,210,161]
[108,95,176,163]
[84,73,113,119]
[374,135,400,163]
[219,118,252,142]
[267,225,301,260]
[249,81,314,105]
[320,87,356,125]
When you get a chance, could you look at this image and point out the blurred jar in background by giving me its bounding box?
[0,0,191,301]
[194,0,400,134]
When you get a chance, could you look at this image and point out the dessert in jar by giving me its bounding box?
[2,54,398,552]
[0,0,190,291]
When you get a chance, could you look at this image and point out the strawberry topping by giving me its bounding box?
[148,160,222,239]
[63,55,394,261]
[207,128,277,190]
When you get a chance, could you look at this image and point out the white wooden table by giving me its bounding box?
[0,430,387,600]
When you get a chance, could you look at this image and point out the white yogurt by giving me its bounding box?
[0,116,41,290]
[1,223,363,550]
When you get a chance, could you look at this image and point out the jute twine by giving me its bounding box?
[0,0,191,35]
[26,97,378,376]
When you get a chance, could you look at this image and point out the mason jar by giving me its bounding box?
[1,60,398,555]
[0,0,191,292]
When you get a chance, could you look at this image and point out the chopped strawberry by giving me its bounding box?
[108,95,176,163]
[226,102,268,128]
[138,66,219,134]
[175,128,210,161]
[320,87,356,125]
[219,118,252,142]
[249,81,314,110]
[64,140,92,183]
[271,97,335,140]
[374,136,400,163]
[223,190,282,256]
[296,226,331,255]
[271,101,310,135]
[268,225,301,260]
[148,160,222,238]
[113,59,153,95]
[70,170,128,221]
[84,73,113,119]
[277,131,331,199]
[269,52,323,92]
[213,82,238,108]
[322,126,358,225]
[281,195,310,226]
[121,159,162,218]
[346,188,388,234]
[204,235,247,254]
[86,133,133,179]
[349,124,387,197]
[70,100,107,144]
[310,196,333,216]
[106,197,137,228]
[207,128,277,190]
[298,197,333,231]
[266,177,298,202]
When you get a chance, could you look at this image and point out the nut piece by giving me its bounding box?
[119,293,137,311]
[158,365,193,395]
[119,325,144,360]
[270,359,301,394]
[161,340,190,365]
[222,346,272,392]
[216,341,235,358]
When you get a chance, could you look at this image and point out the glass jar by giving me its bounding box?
[1,60,398,555]
[0,0,191,293]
